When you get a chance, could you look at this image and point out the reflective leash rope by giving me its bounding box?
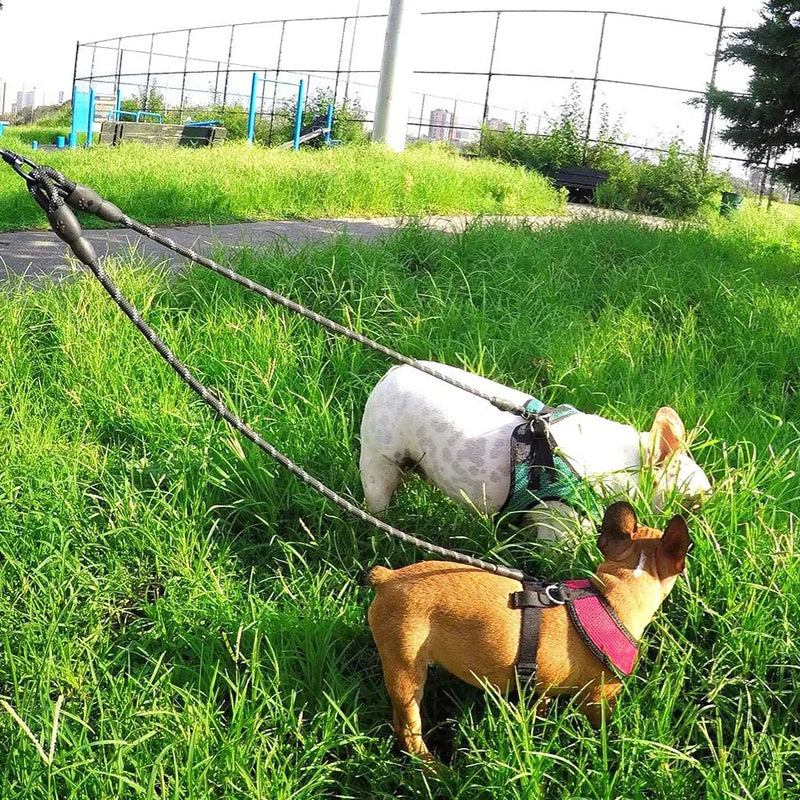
[2,151,529,418]
[0,149,530,583]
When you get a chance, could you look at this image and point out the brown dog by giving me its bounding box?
[364,502,690,760]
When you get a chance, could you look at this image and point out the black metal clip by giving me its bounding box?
[0,148,41,188]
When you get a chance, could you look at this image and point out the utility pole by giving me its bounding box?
[372,0,420,152]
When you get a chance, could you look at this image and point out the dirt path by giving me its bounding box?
[0,205,669,282]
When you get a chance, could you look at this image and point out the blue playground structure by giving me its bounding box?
[69,74,329,151]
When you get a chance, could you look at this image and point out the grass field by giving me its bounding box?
[0,138,563,231]
[1,208,799,798]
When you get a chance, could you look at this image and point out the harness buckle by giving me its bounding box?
[544,583,566,605]
[516,663,538,684]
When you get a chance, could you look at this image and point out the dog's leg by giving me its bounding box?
[384,655,431,761]
[360,449,406,513]
[577,680,622,728]
[370,616,433,761]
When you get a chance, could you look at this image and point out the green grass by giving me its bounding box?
[0,138,563,231]
[1,210,799,798]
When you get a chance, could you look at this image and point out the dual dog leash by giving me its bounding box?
[0,148,535,582]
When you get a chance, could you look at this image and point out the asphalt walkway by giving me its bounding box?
[0,206,667,281]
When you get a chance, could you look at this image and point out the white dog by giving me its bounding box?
[359,361,711,540]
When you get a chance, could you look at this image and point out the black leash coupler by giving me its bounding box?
[0,148,531,582]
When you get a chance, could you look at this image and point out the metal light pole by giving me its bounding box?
[372,0,420,152]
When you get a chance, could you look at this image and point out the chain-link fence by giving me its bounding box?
[75,8,783,182]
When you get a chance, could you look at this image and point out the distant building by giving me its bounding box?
[428,108,451,140]
[486,117,510,132]
[16,90,35,110]
[58,90,65,104]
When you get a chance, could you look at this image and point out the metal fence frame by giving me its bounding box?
[74,8,782,183]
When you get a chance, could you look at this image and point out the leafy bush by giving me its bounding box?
[596,144,729,217]
[268,87,369,147]
[476,90,625,175]
[475,87,729,218]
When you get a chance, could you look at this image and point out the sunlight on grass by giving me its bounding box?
[0,217,798,797]
[0,140,564,231]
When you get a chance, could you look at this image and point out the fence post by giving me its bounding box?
[293,79,306,151]
[268,21,286,146]
[767,156,777,210]
[584,11,608,157]
[221,25,235,111]
[247,72,259,144]
[89,44,97,92]
[260,69,267,118]
[757,147,771,205]
[70,41,80,148]
[179,28,192,123]
[114,38,122,96]
[700,6,727,156]
[334,17,347,105]
[144,34,154,111]
[482,11,501,124]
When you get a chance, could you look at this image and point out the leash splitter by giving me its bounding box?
[1,150,544,582]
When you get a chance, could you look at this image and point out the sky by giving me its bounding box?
[0,0,768,167]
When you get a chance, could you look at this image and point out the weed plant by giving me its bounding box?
[0,141,563,231]
[0,211,798,798]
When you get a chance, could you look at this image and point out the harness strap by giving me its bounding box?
[511,579,639,683]
[564,579,639,675]
[511,581,548,682]
[499,397,600,524]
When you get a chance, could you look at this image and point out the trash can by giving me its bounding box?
[0,122,8,137]
[56,135,66,149]
[720,191,743,216]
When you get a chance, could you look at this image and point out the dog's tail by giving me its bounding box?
[359,565,394,588]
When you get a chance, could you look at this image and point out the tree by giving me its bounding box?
[121,83,165,115]
[707,1,800,188]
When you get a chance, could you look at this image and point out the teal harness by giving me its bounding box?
[497,397,603,527]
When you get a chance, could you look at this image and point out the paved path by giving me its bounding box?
[0,206,668,282]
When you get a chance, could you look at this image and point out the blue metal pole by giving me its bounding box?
[324,102,333,144]
[86,88,96,146]
[247,72,258,144]
[69,85,78,148]
[293,79,306,151]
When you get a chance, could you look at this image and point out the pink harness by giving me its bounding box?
[512,578,638,682]
[563,578,638,675]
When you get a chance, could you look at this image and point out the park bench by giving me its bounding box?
[544,165,609,203]
[97,121,227,148]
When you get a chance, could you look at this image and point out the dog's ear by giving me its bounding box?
[598,501,637,558]
[647,407,686,465]
[656,515,690,577]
